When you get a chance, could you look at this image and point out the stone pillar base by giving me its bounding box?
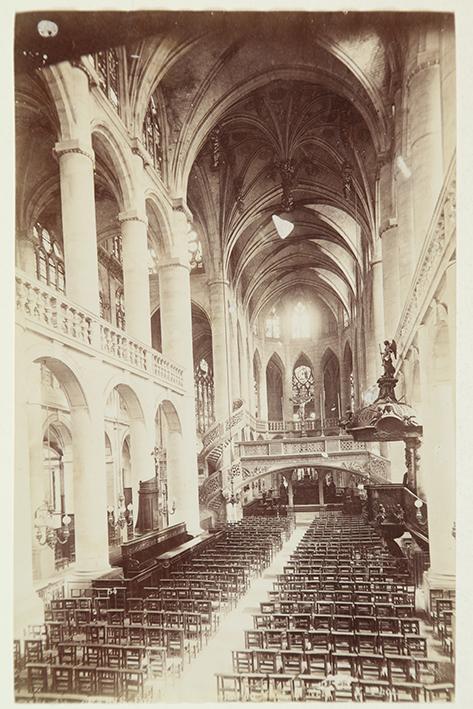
[14,591,44,638]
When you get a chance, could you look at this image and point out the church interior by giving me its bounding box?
[12,9,458,703]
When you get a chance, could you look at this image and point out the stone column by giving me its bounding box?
[209,279,232,422]
[119,211,151,344]
[367,238,385,385]
[405,437,421,492]
[27,362,56,581]
[283,365,294,424]
[318,474,325,506]
[408,57,443,256]
[417,320,455,600]
[285,472,294,509]
[259,364,269,422]
[15,350,44,634]
[70,404,110,576]
[17,230,37,275]
[54,65,99,314]
[158,251,201,535]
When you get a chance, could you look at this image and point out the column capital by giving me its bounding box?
[208,278,230,288]
[54,139,94,164]
[118,209,148,227]
[158,255,190,272]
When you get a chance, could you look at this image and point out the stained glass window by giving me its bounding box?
[292,301,310,338]
[95,49,120,112]
[32,222,65,292]
[143,93,163,178]
[265,307,280,338]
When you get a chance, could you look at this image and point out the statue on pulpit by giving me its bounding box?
[380,339,397,378]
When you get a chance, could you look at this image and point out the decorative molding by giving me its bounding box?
[54,139,95,164]
[395,156,456,364]
[118,209,148,226]
[406,58,440,89]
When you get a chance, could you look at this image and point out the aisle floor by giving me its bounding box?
[161,518,310,703]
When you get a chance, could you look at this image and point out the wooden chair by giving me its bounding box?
[75,667,96,694]
[120,669,144,701]
[424,683,455,702]
[216,673,242,701]
[280,649,305,675]
[26,663,49,694]
[96,668,120,698]
[232,649,254,674]
[269,673,296,701]
[246,673,270,701]
[404,634,428,657]
[51,665,74,693]
[253,648,279,673]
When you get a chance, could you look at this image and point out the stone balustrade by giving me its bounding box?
[16,270,184,392]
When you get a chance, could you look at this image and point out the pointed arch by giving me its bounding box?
[266,352,285,421]
[343,341,355,413]
[322,348,341,420]
[91,122,135,212]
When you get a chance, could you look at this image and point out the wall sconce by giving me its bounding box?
[34,500,71,549]
[107,493,128,531]
[414,498,427,525]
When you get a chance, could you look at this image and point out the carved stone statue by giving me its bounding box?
[380,339,397,378]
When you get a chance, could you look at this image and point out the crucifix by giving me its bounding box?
[290,390,314,437]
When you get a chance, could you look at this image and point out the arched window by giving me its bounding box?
[194,358,215,434]
[292,301,310,338]
[32,222,65,292]
[95,48,120,112]
[188,230,204,272]
[115,287,125,330]
[265,307,280,338]
[143,92,163,178]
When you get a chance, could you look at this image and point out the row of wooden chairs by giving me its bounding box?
[232,647,442,682]
[244,628,427,657]
[216,671,454,702]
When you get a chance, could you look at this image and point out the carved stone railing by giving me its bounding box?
[227,438,390,490]
[198,469,223,507]
[16,271,184,392]
[395,155,456,363]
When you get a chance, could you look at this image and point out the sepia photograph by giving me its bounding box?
[5,0,469,704]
